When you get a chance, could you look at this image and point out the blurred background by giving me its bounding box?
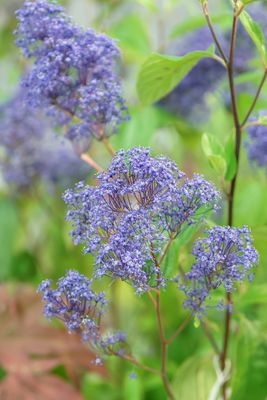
[1,0,267,399]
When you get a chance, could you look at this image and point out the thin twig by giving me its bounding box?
[155,290,176,400]
[110,350,160,375]
[241,69,267,128]
[159,233,175,266]
[202,2,228,64]
[120,354,161,375]
[147,291,157,308]
[80,153,104,172]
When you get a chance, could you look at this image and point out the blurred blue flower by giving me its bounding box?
[15,0,128,151]
[0,91,89,191]
[246,113,267,169]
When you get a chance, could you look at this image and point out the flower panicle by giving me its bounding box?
[15,0,128,152]
[63,147,220,292]
[178,225,259,316]
[37,270,126,355]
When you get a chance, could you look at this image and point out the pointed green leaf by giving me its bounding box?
[240,10,267,65]
[137,48,216,105]
[172,353,216,400]
[208,154,227,176]
[201,132,224,157]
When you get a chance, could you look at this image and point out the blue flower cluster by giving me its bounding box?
[15,0,128,152]
[246,115,267,168]
[63,147,220,292]
[38,270,126,354]
[179,226,259,315]
[0,91,89,190]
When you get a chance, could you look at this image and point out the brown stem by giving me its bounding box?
[159,233,175,265]
[221,12,241,400]
[80,153,104,172]
[155,291,176,400]
[110,350,160,375]
[220,293,232,369]
[147,291,157,308]
[241,69,267,128]
[202,3,228,64]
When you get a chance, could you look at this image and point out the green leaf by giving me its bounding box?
[201,133,227,176]
[172,353,216,400]
[224,132,237,181]
[240,10,267,65]
[207,154,227,176]
[137,48,216,105]
[231,315,267,400]
[201,133,224,157]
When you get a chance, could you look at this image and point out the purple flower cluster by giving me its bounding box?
[63,147,220,292]
[38,270,126,354]
[15,0,128,152]
[0,91,89,191]
[162,174,220,233]
[179,226,259,315]
[246,114,267,168]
